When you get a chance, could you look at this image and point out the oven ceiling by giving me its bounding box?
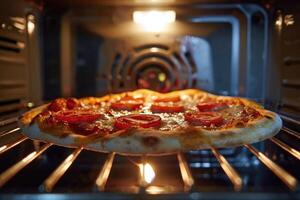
[33,0,268,7]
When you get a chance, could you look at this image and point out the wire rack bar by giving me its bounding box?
[95,152,115,191]
[282,127,300,140]
[177,153,194,191]
[0,136,27,154]
[0,127,20,138]
[211,147,242,191]
[0,117,18,127]
[43,147,83,192]
[279,114,300,126]
[270,137,300,161]
[244,144,297,190]
[0,143,52,188]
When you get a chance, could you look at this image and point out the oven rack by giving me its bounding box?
[0,113,299,193]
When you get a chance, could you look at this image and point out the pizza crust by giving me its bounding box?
[19,89,282,155]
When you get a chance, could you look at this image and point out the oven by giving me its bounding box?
[0,0,300,199]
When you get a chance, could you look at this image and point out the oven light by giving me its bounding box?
[139,162,155,185]
[133,10,175,32]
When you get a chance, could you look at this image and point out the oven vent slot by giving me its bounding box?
[0,99,22,115]
[0,36,24,54]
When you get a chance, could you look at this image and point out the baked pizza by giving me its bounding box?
[19,89,282,155]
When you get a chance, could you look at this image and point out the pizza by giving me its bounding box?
[19,89,282,155]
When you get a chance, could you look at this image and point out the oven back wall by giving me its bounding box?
[42,4,271,103]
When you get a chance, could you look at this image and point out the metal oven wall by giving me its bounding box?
[42,4,275,103]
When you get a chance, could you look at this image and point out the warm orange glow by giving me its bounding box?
[133,10,175,32]
[139,162,155,184]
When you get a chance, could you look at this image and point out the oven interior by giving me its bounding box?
[0,0,300,199]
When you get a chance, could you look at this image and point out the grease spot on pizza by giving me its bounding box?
[142,136,160,147]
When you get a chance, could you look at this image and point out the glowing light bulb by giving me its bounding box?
[133,10,175,32]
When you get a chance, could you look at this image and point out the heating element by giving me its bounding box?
[0,105,299,199]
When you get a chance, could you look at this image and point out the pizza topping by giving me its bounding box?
[69,123,100,136]
[120,94,144,101]
[111,100,143,111]
[150,103,184,113]
[114,114,161,130]
[66,98,80,109]
[197,102,228,112]
[48,98,67,112]
[47,98,80,112]
[154,96,181,103]
[158,113,185,131]
[54,110,103,124]
[184,112,223,127]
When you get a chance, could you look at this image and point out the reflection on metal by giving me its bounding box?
[177,153,194,191]
[279,114,300,126]
[146,185,178,194]
[275,10,283,30]
[211,147,242,191]
[95,152,115,191]
[284,14,294,26]
[43,147,82,192]
[27,14,35,34]
[0,127,20,138]
[0,136,27,154]
[282,127,300,140]
[139,160,155,187]
[270,137,300,161]
[0,143,52,188]
[137,156,155,191]
[244,144,297,190]
[0,117,18,127]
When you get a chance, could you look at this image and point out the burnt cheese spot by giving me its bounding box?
[142,136,160,147]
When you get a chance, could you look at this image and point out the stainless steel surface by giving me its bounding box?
[0,127,20,138]
[270,137,300,160]
[211,147,242,191]
[0,143,52,188]
[177,153,194,191]
[0,117,18,127]
[43,147,83,192]
[282,127,300,140]
[244,144,297,190]
[95,152,115,191]
[0,136,26,154]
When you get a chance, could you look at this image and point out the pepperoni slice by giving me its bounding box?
[184,112,223,127]
[197,102,227,112]
[54,110,103,124]
[154,96,181,103]
[48,98,67,112]
[69,123,100,136]
[111,100,143,111]
[48,98,80,112]
[120,94,144,101]
[66,98,80,109]
[115,114,161,130]
[150,103,184,113]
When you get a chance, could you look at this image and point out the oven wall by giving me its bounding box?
[0,0,42,114]
[44,4,274,102]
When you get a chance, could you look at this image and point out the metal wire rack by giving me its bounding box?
[0,111,299,194]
